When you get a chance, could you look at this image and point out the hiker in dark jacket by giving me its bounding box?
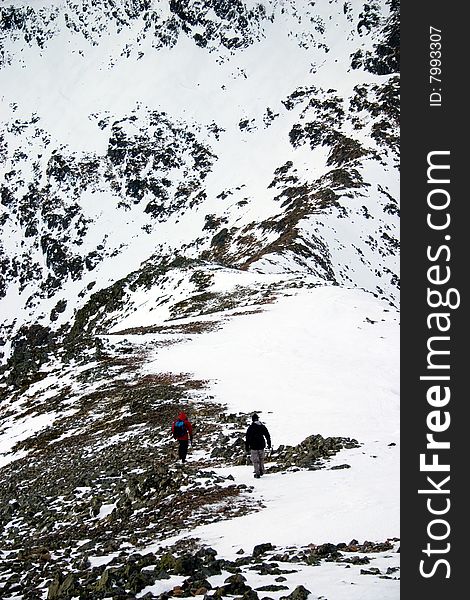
[172,411,193,464]
[245,413,271,478]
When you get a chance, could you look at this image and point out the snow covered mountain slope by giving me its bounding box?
[0,1,399,598]
[0,0,398,381]
[0,286,400,598]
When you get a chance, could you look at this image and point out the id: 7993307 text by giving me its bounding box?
[429,26,442,108]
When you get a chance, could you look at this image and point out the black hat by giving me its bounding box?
[252,413,259,421]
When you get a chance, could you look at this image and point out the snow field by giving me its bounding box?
[137,286,399,577]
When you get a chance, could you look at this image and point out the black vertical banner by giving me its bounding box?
[401,1,466,597]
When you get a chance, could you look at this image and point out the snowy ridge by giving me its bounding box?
[0,1,399,598]
[0,286,400,598]
[1,0,398,371]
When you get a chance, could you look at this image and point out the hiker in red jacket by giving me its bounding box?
[172,411,193,464]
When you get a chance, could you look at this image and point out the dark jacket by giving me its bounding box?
[245,421,271,451]
[172,412,193,441]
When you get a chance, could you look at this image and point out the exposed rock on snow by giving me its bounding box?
[0,1,399,598]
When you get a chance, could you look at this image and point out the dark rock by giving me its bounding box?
[281,585,311,600]
[256,584,289,591]
[386,566,400,574]
[155,570,171,580]
[224,573,247,583]
[128,570,156,593]
[47,576,61,600]
[93,569,113,592]
[47,573,80,599]
[241,590,260,600]
[315,543,338,556]
[211,228,230,247]
[267,435,360,473]
[361,567,381,575]
[196,547,218,560]
[344,556,370,565]
[174,554,204,576]
[248,562,282,576]
[221,572,253,594]
[253,543,275,557]
[182,575,212,592]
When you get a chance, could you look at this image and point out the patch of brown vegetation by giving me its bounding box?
[109,319,222,336]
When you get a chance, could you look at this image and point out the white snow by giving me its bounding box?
[0,411,58,468]
[97,503,117,520]
[148,287,399,445]
[142,286,399,553]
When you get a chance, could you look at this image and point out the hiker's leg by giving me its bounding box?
[259,449,265,475]
[250,450,256,474]
[179,440,189,462]
[251,450,261,476]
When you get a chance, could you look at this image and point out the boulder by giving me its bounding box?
[281,585,311,600]
[252,543,275,557]
[221,573,253,594]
